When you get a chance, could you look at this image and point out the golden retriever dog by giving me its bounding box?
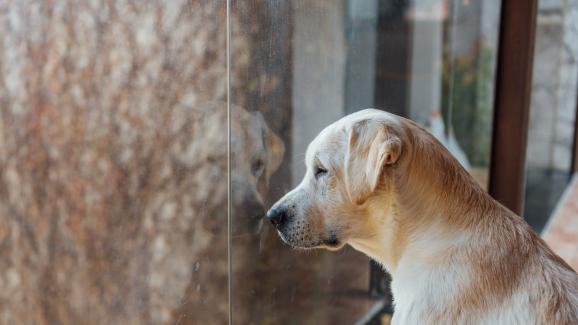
[267,109,578,324]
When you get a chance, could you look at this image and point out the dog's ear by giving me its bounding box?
[344,121,401,205]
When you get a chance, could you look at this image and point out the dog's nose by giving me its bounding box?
[266,206,286,227]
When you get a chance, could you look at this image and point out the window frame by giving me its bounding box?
[488,0,538,216]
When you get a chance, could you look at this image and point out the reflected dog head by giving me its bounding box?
[266,109,404,250]
[232,107,285,235]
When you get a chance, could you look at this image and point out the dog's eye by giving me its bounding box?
[314,166,328,179]
[251,158,265,177]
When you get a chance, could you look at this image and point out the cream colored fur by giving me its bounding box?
[268,109,578,324]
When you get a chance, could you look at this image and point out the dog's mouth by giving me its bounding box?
[321,237,344,251]
[276,229,344,250]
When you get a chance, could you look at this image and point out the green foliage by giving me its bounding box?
[441,41,496,167]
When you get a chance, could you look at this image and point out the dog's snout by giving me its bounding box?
[266,206,288,227]
[244,198,265,219]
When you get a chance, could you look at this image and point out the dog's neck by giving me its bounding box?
[348,196,470,277]
[350,129,493,273]
[346,127,521,324]
[347,165,488,322]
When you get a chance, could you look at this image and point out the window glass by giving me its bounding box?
[230,2,374,323]
[524,0,578,231]
[0,1,228,323]
[231,0,502,323]
[372,0,501,189]
[404,0,501,189]
[0,0,507,323]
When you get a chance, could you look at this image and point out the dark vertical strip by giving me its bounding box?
[489,0,538,215]
[368,260,383,298]
[369,261,393,302]
[373,1,413,117]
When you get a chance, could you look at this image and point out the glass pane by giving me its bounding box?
[524,0,578,231]
[231,0,502,323]
[401,0,501,189]
[230,1,374,324]
[0,1,228,323]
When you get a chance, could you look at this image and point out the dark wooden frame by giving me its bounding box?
[488,0,538,215]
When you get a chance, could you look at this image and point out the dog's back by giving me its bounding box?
[511,235,578,324]
[390,203,578,325]
[477,208,578,324]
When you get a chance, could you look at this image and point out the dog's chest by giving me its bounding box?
[390,262,538,324]
[390,260,471,324]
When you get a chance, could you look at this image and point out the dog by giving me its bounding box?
[267,109,578,324]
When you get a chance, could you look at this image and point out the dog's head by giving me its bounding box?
[267,109,405,250]
[232,108,285,235]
